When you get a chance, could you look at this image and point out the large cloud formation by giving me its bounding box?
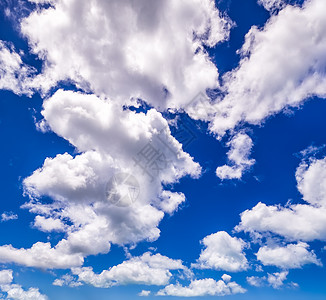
[193,0,326,137]
[0,89,201,269]
[20,0,231,109]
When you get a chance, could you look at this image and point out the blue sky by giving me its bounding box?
[0,0,326,299]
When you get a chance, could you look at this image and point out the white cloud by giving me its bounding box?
[157,275,246,297]
[266,271,288,289]
[0,242,84,269]
[1,212,18,222]
[258,0,285,11]
[221,274,231,283]
[236,202,326,242]
[193,231,249,272]
[52,275,82,288]
[236,156,326,242]
[20,0,231,109]
[0,41,34,96]
[155,191,186,215]
[138,290,151,297]
[247,275,265,287]
[247,271,290,289]
[296,157,326,208]
[256,242,322,269]
[205,0,326,136]
[72,252,187,288]
[0,90,201,269]
[216,133,255,180]
[1,284,48,300]
[33,216,65,232]
[0,270,13,286]
[0,269,47,300]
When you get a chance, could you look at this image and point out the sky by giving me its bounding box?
[0,0,326,299]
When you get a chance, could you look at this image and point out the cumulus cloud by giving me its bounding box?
[236,202,326,242]
[154,191,186,215]
[138,290,151,297]
[204,0,326,136]
[193,231,249,272]
[296,157,326,208]
[20,0,231,109]
[256,242,321,269]
[72,252,187,288]
[216,133,255,180]
[33,216,65,232]
[0,242,84,269]
[236,156,326,242]
[0,89,201,269]
[157,275,246,297]
[0,269,47,300]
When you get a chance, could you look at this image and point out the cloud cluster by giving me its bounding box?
[236,155,326,269]
[247,271,290,289]
[0,269,47,300]
[1,0,326,296]
[236,157,326,242]
[157,275,246,297]
[71,252,187,288]
[202,0,326,136]
[0,89,201,269]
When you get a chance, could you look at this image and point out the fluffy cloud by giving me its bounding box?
[256,242,321,269]
[0,41,34,96]
[205,0,326,136]
[266,271,289,289]
[216,133,255,180]
[0,242,84,269]
[139,290,151,297]
[72,252,187,288]
[157,275,246,297]
[296,157,326,208]
[193,231,249,272]
[236,202,326,241]
[155,191,186,215]
[20,0,231,109]
[33,216,65,232]
[0,269,47,300]
[0,89,201,269]
[236,156,326,242]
